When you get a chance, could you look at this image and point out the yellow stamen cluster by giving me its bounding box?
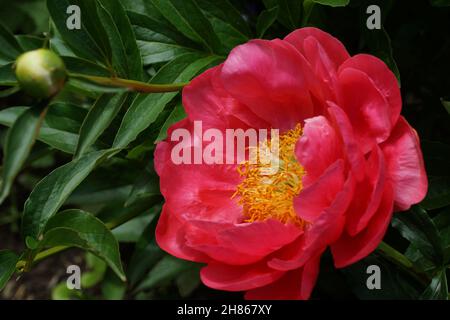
[233,124,305,227]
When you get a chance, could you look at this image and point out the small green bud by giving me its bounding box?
[15,49,67,99]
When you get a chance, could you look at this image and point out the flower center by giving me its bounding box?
[233,124,305,226]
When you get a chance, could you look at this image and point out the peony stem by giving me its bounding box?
[69,73,189,93]
[377,241,430,285]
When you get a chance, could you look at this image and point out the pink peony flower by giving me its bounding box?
[154,27,428,299]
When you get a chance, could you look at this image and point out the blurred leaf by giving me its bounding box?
[155,101,186,142]
[98,0,143,80]
[51,282,82,300]
[113,53,222,148]
[0,104,88,154]
[125,172,160,207]
[441,99,450,115]
[136,255,195,292]
[75,93,129,159]
[434,208,450,264]
[81,253,107,288]
[149,0,223,54]
[429,0,450,6]
[341,254,422,299]
[0,22,23,62]
[42,209,125,280]
[0,86,19,98]
[0,63,17,86]
[176,265,201,298]
[392,206,444,265]
[101,269,126,300]
[256,6,279,38]
[420,270,448,300]
[15,35,44,51]
[0,104,47,204]
[312,0,349,7]
[0,250,18,291]
[422,176,450,210]
[22,149,118,239]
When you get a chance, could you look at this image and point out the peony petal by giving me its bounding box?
[155,204,208,263]
[346,145,387,236]
[269,161,354,270]
[327,102,365,181]
[285,27,350,72]
[200,262,284,291]
[221,39,322,130]
[338,54,401,126]
[295,115,342,187]
[245,255,320,300]
[331,181,394,268]
[184,219,301,265]
[294,159,346,223]
[337,67,393,151]
[183,66,269,131]
[381,117,428,211]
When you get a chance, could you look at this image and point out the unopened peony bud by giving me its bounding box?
[15,49,67,99]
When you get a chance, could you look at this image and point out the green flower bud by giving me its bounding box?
[15,49,67,99]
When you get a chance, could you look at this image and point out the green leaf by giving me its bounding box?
[0,104,88,154]
[441,99,450,115]
[136,255,195,292]
[22,149,118,239]
[75,93,129,159]
[42,209,125,281]
[392,206,444,264]
[15,35,45,51]
[264,0,301,29]
[0,250,19,291]
[195,0,249,50]
[0,22,23,62]
[155,101,186,142]
[0,63,17,86]
[422,176,450,210]
[420,270,448,300]
[256,6,279,38]
[64,56,110,77]
[113,53,222,148]
[312,0,350,7]
[137,41,198,65]
[47,0,110,64]
[150,0,223,54]
[96,1,129,78]
[195,0,251,37]
[127,218,164,286]
[0,105,47,204]
[128,10,200,65]
[98,0,143,80]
